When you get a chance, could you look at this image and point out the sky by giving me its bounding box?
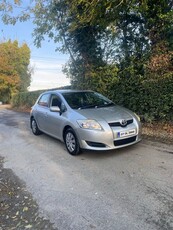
[0,9,70,91]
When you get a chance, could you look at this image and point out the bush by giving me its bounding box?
[11,91,43,109]
[110,74,173,122]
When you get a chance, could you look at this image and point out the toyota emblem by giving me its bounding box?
[120,119,127,127]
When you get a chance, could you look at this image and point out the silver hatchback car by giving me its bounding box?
[30,90,142,155]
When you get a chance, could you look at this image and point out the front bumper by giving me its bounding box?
[75,120,142,151]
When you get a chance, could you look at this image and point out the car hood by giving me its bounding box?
[76,105,133,123]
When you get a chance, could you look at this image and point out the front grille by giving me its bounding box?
[114,136,136,146]
[109,119,133,127]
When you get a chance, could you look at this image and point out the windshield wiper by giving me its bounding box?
[78,102,114,109]
[97,102,115,108]
[78,105,98,109]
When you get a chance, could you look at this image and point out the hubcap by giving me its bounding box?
[32,120,37,133]
[66,132,76,152]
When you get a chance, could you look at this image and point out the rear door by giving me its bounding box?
[35,93,51,132]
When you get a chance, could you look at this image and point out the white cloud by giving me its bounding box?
[30,59,63,70]
[29,57,70,91]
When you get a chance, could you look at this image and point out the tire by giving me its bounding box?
[64,128,81,155]
[31,118,42,135]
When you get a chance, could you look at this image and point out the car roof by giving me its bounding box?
[43,89,94,94]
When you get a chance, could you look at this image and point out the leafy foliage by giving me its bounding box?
[0,74,20,103]
[11,91,41,109]
[0,40,31,103]
[11,86,71,108]
[110,73,173,122]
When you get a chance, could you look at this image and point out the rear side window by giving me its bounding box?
[38,94,50,107]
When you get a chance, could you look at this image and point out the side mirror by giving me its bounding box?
[50,106,61,112]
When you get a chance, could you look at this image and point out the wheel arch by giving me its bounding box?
[63,125,81,146]
[63,125,72,141]
[30,115,34,128]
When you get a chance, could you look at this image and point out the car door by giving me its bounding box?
[35,93,51,132]
[45,94,66,140]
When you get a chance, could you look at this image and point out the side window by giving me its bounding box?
[50,95,62,108]
[38,94,50,107]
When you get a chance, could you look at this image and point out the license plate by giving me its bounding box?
[118,129,136,138]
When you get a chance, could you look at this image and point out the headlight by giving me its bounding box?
[77,120,102,130]
[134,113,140,121]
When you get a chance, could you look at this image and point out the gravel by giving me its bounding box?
[0,157,56,230]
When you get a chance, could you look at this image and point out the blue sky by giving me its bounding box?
[0,12,70,91]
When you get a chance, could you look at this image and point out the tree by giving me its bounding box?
[0,0,119,92]
[139,0,173,77]
[62,0,173,78]
[32,0,114,90]
[0,40,31,102]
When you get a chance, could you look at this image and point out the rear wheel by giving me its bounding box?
[31,118,42,135]
[64,128,81,155]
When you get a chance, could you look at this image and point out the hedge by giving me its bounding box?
[11,86,71,109]
[11,75,173,122]
[11,90,43,108]
[110,74,173,122]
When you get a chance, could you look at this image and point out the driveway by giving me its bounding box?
[0,107,173,230]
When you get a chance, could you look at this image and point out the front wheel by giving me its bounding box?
[64,128,81,155]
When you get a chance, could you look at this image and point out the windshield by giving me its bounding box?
[62,92,114,109]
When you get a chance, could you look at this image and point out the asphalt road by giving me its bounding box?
[0,107,173,230]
